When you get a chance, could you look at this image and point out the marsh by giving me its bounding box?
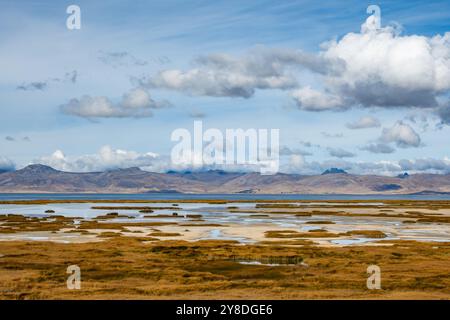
[0,198,449,299]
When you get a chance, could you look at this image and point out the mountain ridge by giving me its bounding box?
[1,165,450,194]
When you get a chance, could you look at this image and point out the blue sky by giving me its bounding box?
[1,0,450,175]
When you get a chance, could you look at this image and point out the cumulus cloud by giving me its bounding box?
[61,87,171,119]
[126,14,450,123]
[31,147,450,176]
[360,143,395,154]
[120,12,450,123]
[287,154,306,172]
[281,15,450,120]
[36,146,270,174]
[37,146,162,172]
[291,86,346,111]
[346,116,381,129]
[138,47,343,98]
[0,156,15,172]
[398,158,450,173]
[327,147,356,158]
[293,16,450,117]
[380,121,421,148]
[5,136,14,141]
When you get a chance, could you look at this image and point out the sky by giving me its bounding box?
[1,0,450,175]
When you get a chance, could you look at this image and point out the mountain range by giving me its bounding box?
[1,164,450,194]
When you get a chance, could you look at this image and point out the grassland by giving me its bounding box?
[0,237,449,299]
[0,199,449,299]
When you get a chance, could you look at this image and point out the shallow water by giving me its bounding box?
[0,198,449,245]
[199,229,255,243]
[331,237,397,245]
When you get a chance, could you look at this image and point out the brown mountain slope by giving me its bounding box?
[1,164,450,194]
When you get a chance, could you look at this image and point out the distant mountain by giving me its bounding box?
[321,168,348,175]
[1,164,450,194]
[397,172,410,179]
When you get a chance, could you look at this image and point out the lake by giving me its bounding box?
[1,193,450,201]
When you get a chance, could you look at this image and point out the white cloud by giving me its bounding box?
[380,121,421,148]
[37,146,161,172]
[346,116,381,129]
[139,47,339,98]
[398,157,450,173]
[287,154,306,172]
[291,86,346,111]
[360,143,395,154]
[327,147,356,158]
[27,148,450,176]
[282,17,450,121]
[121,88,158,109]
[318,21,450,109]
[61,88,170,119]
[129,17,450,123]
[0,156,15,172]
[281,157,450,175]
[36,146,274,174]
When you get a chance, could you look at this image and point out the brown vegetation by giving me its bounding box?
[0,238,449,299]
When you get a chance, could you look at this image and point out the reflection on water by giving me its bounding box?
[199,229,255,243]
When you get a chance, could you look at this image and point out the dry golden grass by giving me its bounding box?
[0,238,449,299]
[344,230,387,238]
[0,215,75,233]
[306,221,335,224]
[0,199,449,299]
[149,232,182,237]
